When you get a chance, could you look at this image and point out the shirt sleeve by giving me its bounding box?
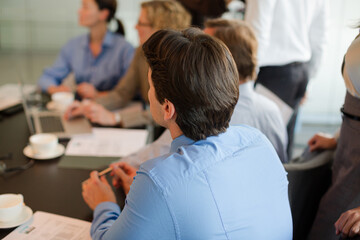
[37,43,73,92]
[91,172,176,240]
[95,48,142,110]
[308,0,329,78]
[118,43,135,85]
[244,0,277,66]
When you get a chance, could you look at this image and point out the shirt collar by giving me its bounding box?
[82,30,113,49]
[170,135,195,153]
[239,81,255,97]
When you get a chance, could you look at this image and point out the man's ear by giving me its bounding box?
[163,99,176,121]
[100,9,110,22]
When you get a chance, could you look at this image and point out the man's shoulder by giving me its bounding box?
[138,126,272,191]
[253,91,281,113]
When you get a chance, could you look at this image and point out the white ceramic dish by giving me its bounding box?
[46,101,67,111]
[46,101,58,111]
[0,194,24,222]
[23,144,65,160]
[0,206,33,229]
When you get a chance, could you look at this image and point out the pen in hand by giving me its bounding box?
[82,167,112,184]
[98,167,112,177]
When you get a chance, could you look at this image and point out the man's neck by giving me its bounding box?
[167,123,184,140]
[239,77,252,85]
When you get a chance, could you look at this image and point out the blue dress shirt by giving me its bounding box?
[91,125,293,239]
[38,31,134,92]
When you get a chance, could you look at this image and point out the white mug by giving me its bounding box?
[51,92,74,111]
[0,194,24,222]
[30,133,58,156]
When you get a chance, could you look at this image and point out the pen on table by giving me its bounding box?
[82,167,113,184]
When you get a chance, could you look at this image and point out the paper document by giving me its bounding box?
[255,84,294,124]
[65,127,149,157]
[3,211,91,240]
[0,84,36,111]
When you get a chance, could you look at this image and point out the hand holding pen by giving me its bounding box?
[81,167,116,210]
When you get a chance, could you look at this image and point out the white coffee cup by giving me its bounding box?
[0,194,24,222]
[30,133,58,156]
[51,92,74,111]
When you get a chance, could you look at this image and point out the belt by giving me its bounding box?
[341,107,360,121]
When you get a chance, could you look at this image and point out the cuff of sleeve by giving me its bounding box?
[94,201,121,219]
[38,77,57,92]
[91,202,121,239]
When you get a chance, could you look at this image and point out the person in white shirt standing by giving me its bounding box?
[244,0,329,158]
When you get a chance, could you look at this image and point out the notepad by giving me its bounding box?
[3,211,91,240]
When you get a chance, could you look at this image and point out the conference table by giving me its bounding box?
[0,109,125,238]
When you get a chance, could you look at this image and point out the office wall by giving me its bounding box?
[0,0,141,50]
[0,0,359,124]
[300,0,359,124]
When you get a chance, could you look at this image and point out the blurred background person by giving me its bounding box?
[38,0,134,99]
[308,30,360,240]
[204,18,288,162]
[176,0,227,28]
[65,0,191,127]
[245,0,329,158]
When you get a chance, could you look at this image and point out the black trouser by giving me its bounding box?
[255,62,309,158]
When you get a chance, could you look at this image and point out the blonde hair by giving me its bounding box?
[205,19,258,81]
[141,1,191,30]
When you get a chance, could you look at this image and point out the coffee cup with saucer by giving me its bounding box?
[23,133,65,160]
[0,193,33,229]
[47,92,74,111]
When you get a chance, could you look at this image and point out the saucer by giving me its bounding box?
[46,101,67,111]
[23,144,65,160]
[0,206,33,229]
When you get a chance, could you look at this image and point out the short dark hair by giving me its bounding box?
[205,19,257,81]
[143,28,239,141]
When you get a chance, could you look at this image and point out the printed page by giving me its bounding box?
[3,211,91,240]
[0,84,35,111]
[65,128,149,157]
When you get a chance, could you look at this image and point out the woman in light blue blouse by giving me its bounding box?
[38,0,134,99]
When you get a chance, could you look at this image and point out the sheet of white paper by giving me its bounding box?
[3,211,91,240]
[255,84,294,124]
[0,84,36,111]
[65,128,149,157]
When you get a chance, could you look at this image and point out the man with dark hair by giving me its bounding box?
[82,28,292,239]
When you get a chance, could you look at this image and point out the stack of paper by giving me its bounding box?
[65,127,149,157]
[0,84,36,111]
